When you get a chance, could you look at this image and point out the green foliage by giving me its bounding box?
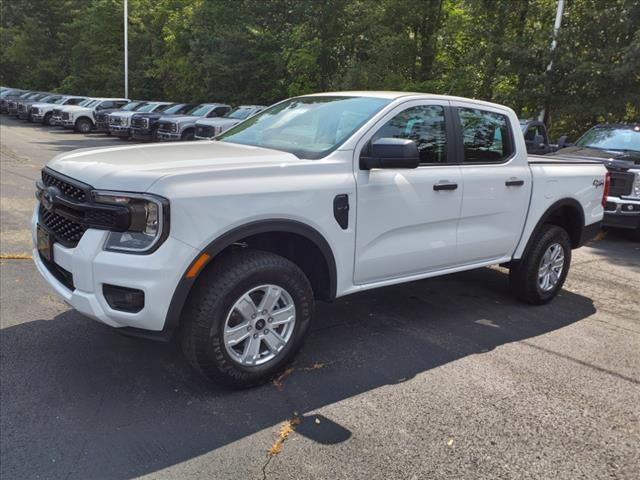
[1,0,638,138]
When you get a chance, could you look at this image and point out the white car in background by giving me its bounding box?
[31,96,89,126]
[59,98,129,133]
[156,103,231,141]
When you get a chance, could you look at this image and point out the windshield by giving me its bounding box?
[123,102,145,111]
[226,107,253,120]
[162,104,187,114]
[186,104,213,116]
[135,103,160,113]
[576,126,640,153]
[137,103,169,113]
[218,96,391,159]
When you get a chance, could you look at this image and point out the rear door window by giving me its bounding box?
[458,107,514,163]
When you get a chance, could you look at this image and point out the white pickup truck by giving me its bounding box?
[32,92,607,387]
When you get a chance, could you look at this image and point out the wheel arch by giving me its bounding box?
[162,219,338,337]
[519,198,586,260]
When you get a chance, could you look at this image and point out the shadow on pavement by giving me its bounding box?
[585,229,640,273]
[0,267,596,479]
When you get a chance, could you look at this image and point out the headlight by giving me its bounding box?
[632,172,640,199]
[93,191,169,253]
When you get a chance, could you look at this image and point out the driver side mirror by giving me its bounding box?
[556,135,572,149]
[534,134,546,148]
[360,138,420,170]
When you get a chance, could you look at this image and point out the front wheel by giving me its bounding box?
[181,130,195,141]
[75,118,93,134]
[43,112,52,126]
[181,250,314,388]
[509,224,572,305]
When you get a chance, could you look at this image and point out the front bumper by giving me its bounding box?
[94,122,110,132]
[194,134,214,141]
[109,125,131,137]
[32,113,45,122]
[51,117,62,126]
[157,131,181,141]
[131,128,152,140]
[603,196,640,230]
[31,207,198,332]
[62,119,75,128]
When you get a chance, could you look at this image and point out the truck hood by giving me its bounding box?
[47,141,302,191]
[109,111,137,119]
[553,146,640,165]
[162,115,200,124]
[32,102,57,109]
[196,118,240,128]
[61,105,90,113]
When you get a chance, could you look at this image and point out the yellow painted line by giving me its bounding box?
[0,253,32,260]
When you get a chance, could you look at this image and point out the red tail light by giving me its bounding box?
[602,171,611,208]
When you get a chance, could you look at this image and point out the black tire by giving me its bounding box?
[43,112,52,126]
[181,130,195,141]
[509,224,572,305]
[75,117,93,133]
[181,250,314,388]
[151,127,159,142]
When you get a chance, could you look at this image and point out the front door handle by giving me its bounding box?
[505,179,525,187]
[433,182,458,191]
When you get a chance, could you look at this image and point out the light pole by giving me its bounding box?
[540,0,564,122]
[124,0,128,98]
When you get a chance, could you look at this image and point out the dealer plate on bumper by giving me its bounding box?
[37,224,53,262]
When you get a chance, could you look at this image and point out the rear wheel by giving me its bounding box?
[181,250,314,388]
[75,117,93,134]
[509,224,571,304]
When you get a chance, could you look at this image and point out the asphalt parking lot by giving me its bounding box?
[1,115,639,480]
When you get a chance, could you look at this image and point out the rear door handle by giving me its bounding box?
[505,179,525,187]
[433,182,458,191]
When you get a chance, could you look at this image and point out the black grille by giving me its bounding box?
[96,112,107,122]
[40,252,75,290]
[42,170,88,201]
[131,117,148,129]
[109,116,123,126]
[196,125,215,138]
[609,171,634,197]
[52,108,61,117]
[158,122,176,133]
[61,112,70,120]
[39,205,87,247]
